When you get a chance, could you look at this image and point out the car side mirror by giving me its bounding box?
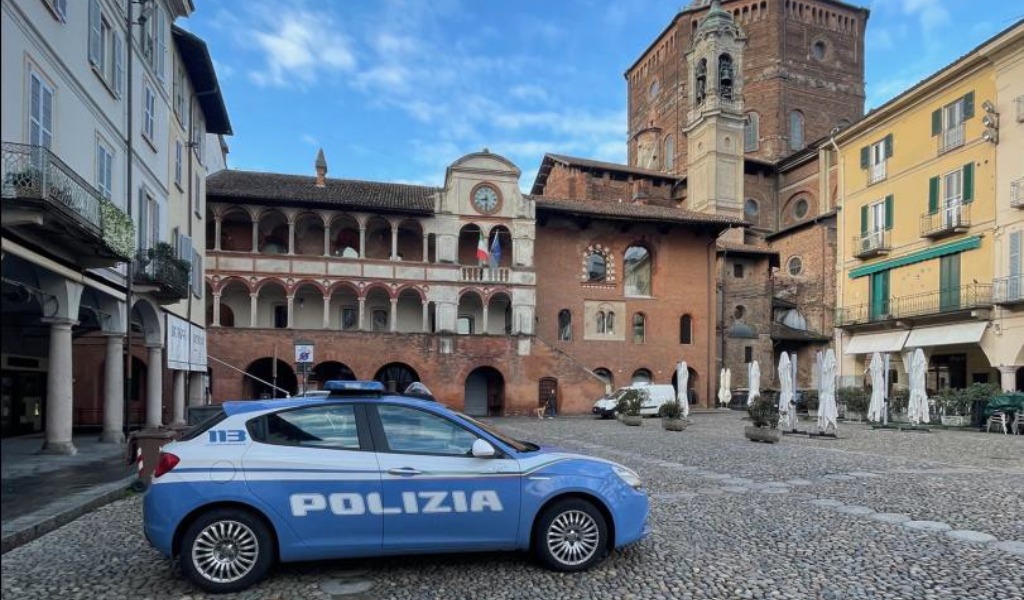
[471,439,497,458]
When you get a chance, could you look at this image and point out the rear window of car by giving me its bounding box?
[179,410,227,441]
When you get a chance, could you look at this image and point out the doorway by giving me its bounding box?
[464,367,505,417]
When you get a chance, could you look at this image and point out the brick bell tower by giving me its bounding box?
[683,0,746,219]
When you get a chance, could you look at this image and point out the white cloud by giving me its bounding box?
[247,10,357,88]
[301,134,319,147]
[509,84,550,103]
[899,0,951,33]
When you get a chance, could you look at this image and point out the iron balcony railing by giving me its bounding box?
[920,201,970,238]
[868,160,886,185]
[993,275,1024,306]
[835,283,993,327]
[134,244,190,300]
[1011,177,1024,209]
[852,230,890,259]
[1,142,134,260]
[939,122,965,153]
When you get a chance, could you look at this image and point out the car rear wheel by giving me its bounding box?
[180,508,273,594]
[534,498,608,571]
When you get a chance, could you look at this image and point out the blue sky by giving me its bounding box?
[183,0,1022,190]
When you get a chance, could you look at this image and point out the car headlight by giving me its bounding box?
[613,465,643,489]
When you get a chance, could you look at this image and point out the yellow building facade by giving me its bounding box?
[834,23,1023,393]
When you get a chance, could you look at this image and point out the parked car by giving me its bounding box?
[592,384,677,418]
[144,380,650,593]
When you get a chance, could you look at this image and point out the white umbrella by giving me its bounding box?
[725,368,732,406]
[717,368,730,407]
[907,348,930,425]
[867,352,886,422]
[676,361,690,417]
[778,352,796,430]
[747,361,761,406]
[817,349,838,434]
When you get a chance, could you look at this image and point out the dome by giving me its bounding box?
[728,322,758,339]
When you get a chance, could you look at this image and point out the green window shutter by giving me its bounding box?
[885,195,894,230]
[884,134,893,158]
[929,176,939,214]
[931,109,942,136]
[963,163,974,203]
[860,205,868,236]
[860,146,869,169]
[963,91,975,120]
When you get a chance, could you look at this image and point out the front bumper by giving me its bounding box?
[612,488,650,548]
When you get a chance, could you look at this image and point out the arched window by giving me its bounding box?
[695,58,707,105]
[606,311,616,333]
[664,135,675,170]
[593,368,613,388]
[596,311,606,334]
[633,313,646,344]
[789,110,805,150]
[744,113,759,152]
[586,252,607,282]
[632,368,653,385]
[680,314,693,344]
[558,309,572,341]
[718,53,734,100]
[624,245,651,296]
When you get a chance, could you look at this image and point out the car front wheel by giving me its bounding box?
[179,508,273,594]
[534,498,608,571]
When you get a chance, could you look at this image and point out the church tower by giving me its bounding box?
[683,0,746,219]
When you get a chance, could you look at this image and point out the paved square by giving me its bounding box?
[2,413,1022,599]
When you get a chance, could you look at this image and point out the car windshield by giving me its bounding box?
[456,412,537,452]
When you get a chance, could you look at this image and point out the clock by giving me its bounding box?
[471,183,501,215]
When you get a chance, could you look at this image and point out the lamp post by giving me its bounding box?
[294,339,314,396]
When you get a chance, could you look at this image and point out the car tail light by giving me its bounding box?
[153,453,180,479]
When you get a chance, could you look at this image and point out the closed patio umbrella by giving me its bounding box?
[718,368,730,407]
[677,361,690,417]
[817,349,838,434]
[907,348,930,425]
[747,361,761,406]
[778,352,796,430]
[867,352,886,422]
[725,368,732,406]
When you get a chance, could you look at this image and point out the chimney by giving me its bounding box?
[315,148,328,187]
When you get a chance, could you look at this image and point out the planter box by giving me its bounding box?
[662,418,688,431]
[744,426,781,443]
[621,415,643,427]
[844,411,865,422]
[940,415,969,427]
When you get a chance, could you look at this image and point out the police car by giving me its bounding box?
[143,381,650,593]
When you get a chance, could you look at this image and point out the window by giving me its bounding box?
[44,0,67,22]
[137,188,158,249]
[718,53,734,100]
[649,79,659,97]
[29,71,54,149]
[273,305,288,329]
[259,405,360,450]
[557,309,572,341]
[733,263,745,278]
[142,5,166,80]
[794,198,809,219]
[934,93,972,152]
[173,65,187,123]
[812,40,827,61]
[194,173,202,213]
[632,313,645,344]
[88,1,123,95]
[744,346,753,363]
[596,311,605,334]
[695,58,707,105]
[372,309,389,332]
[863,136,891,184]
[624,245,651,296]
[664,135,675,170]
[594,368,613,387]
[96,140,113,199]
[606,310,615,333]
[734,305,746,319]
[341,307,358,330]
[596,310,615,334]
[587,252,607,282]
[143,84,156,143]
[787,256,803,276]
[174,140,183,188]
[679,314,693,345]
[744,198,759,219]
[191,250,202,298]
[744,113,759,152]
[376,405,479,456]
[789,111,804,150]
[193,115,205,164]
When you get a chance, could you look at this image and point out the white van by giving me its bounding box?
[592,384,678,418]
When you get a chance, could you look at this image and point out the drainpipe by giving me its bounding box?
[122,1,138,439]
[828,127,844,382]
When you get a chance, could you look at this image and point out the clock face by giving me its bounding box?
[472,185,500,214]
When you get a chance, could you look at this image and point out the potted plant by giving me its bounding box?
[658,400,687,431]
[804,389,819,418]
[939,383,998,427]
[890,386,910,422]
[616,388,644,427]
[837,386,869,421]
[745,396,781,442]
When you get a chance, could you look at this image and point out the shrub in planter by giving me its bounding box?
[658,400,687,431]
[617,389,644,426]
[745,396,781,443]
[837,386,869,419]
[890,386,909,416]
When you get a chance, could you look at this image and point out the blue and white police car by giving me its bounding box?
[143,381,649,593]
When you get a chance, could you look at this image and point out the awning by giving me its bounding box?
[844,331,910,355]
[905,322,987,348]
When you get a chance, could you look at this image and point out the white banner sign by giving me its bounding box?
[295,344,314,364]
[166,315,190,371]
[189,325,207,372]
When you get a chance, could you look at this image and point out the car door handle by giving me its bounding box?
[387,467,422,476]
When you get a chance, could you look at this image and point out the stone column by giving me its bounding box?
[422,236,429,263]
[389,298,398,331]
[250,293,258,327]
[287,220,296,255]
[41,318,77,455]
[358,226,366,258]
[999,366,1018,392]
[323,225,330,257]
[171,370,186,425]
[212,293,221,326]
[481,304,489,335]
[390,225,399,260]
[188,372,206,407]
[322,296,331,329]
[422,300,429,332]
[251,221,259,253]
[214,217,222,251]
[146,345,163,429]
[358,297,366,331]
[100,333,125,444]
[286,295,295,328]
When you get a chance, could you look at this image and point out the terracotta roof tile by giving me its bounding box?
[531,195,746,228]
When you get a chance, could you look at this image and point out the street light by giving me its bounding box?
[294,339,314,396]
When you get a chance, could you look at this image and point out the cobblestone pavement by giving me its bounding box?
[2,413,1022,599]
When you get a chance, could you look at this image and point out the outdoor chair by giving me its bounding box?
[986,411,1010,435]
[1013,411,1023,435]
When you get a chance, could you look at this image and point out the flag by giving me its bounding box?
[476,231,489,263]
[489,233,501,268]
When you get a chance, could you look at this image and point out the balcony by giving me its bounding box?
[920,202,970,239]
[938,123,964,154]
[1,142,134,266]
[1011,177,1024,209]
[836,283,992,329]
[852,230,890,259]
[993,275,1024,307]
[133,243,190,302]
[867,161,886,185]
[460,266,510,283]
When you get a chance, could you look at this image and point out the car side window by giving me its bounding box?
[259,404,361,450]
[376,405,479,456]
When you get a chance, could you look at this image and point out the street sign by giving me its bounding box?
[295,343,314,364]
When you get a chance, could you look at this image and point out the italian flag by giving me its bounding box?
[476,231,490,262]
